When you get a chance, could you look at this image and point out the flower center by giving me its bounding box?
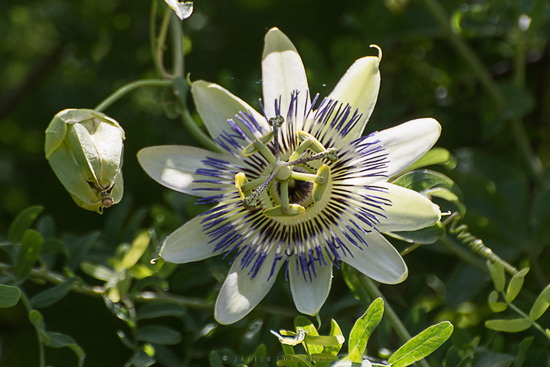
[235,116,337,218]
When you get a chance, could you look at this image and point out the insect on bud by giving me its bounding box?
[45,109,125,214]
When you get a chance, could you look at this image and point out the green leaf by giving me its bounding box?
[388,321,454,367]
[529,282,550,321]
[28,310,85,366]
[80,261,114,281]
[294,316,322,354]
[488,290,507,313]
[118,231,151,271]
[392,170,465,216]
[513,336,534,367]
[31,278,79,308]
[405,147,457,171]
[505,268,529,303]
[338,346,364,365]
[209,350,225,367]
[45,332,86,367]
[253,344,269,367]
[130,350,156,367]
[322,319,344,357]
[349,297,384,361]
[136,325,182,345]
[7,206,43,243]
[0,284,21,308]
[390,221,446,244]
[485,318,532,333]
[15,229,43,279]
[487,260,506,292]
[137,302,187,320]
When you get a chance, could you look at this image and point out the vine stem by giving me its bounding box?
[420,0,543,184]
[360,276,432,367]
[94,79,173,112]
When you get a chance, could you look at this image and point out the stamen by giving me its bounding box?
[269,115,284,159]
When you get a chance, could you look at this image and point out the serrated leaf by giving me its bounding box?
[31,278,79,308]
[15,229,43,279]
[8,206,43,243]
[137,302,186,320]
[0,284,21,308]
[485,318,532,333]
[505,268,529,302]
[487,260,506,292]
[529,283,550,321]
[136,325,182,345]
[488,290,507,313]
[349,297,384,360]
[388,321,453,367]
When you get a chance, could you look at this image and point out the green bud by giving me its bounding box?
[45,109,125,214]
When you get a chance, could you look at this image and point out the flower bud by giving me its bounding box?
[45,109,125,214]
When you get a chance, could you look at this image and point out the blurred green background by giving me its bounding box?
[1,0,550,366]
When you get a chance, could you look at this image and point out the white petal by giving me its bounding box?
[339,230,408,284]
[215,251,284,324]
[137,145,237,197]
[328,56,380,142]
[375,183,441,232]
[262,28,309,119]
[376,118,441,177]
[289,262,332,316]
[192,81,268,152]
[160,214,220,263]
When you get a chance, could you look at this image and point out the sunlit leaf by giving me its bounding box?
[485,318,532,333]
[488,290,507,313]
[80,261,114,281]
[0,285,21,308]
[349,298,384,361]
[322,319,344,357]
[294,316,323,354]
[529,283,550,321]
[388,321,453,367]
[405,147,457,171]
[118,230,151,271]
[505,268,529,303]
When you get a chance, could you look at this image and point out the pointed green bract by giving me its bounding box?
[388,321,453,367]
